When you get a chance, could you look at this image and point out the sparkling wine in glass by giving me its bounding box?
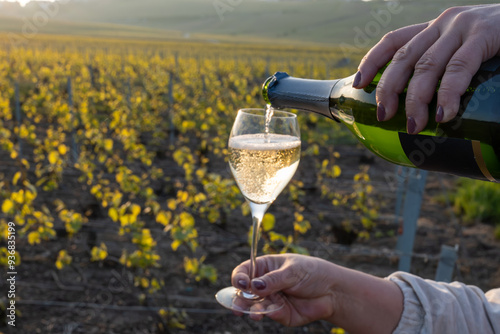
[215,107,301,314]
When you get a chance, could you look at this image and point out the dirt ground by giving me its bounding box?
[2,142,500,334]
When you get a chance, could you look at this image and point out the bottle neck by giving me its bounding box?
[262,72,340,121]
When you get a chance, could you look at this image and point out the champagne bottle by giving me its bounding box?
[262,58,500,182]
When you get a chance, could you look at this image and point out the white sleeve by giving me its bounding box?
[386,272,500,334]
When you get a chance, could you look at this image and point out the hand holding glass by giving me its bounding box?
[215,108,301,314]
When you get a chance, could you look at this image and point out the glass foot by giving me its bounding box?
[215,286,284,314]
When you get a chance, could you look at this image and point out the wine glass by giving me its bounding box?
[215,108,301,314]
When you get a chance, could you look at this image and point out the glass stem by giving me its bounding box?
[248,202,271,281]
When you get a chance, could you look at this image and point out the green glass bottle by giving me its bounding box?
[262,58,500,182]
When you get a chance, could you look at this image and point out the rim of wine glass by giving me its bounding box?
[238,108,297,119]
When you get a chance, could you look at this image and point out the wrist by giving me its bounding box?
[325,266,404,334]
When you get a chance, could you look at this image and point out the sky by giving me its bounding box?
[2,0,57,7]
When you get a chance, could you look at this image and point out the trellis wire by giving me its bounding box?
[17,299,230,315]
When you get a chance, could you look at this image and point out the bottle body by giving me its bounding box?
[263,58,500,182]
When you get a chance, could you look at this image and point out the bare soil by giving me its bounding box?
[2,142,500,334]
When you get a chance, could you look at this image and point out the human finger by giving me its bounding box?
[231,259,251,291]
[437,42,486,123]
[403,33,463,133]
[354,23,428,89]
[231,256,285,292]
[249,260,308,297]
[375,23,445,124]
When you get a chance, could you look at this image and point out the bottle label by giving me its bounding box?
[398,133,496,182]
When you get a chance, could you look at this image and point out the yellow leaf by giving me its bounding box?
[294,212,304,223]
[184,257,198,275]
[262,213,275,232]
[19,125,29,138]
[321,159,329,169]
[116,172,124,184]
[140,277,149,288]
[194,193,206,203]
[332,165,341,178]
[28,231,41,245]
[12,190,24,204]
[48,151,58,165]
[167,199,177,211]
[179,212,194,228]
[104,138,113,151]
[177,190,189,203]
[130,204,141,217]
[56,250,72,270]
[269,231,287,243]
[171,240,181,251]
[12,171,21,185]
[113,192,123,207]
[294,219,311,235]
[91,243,108,261]
[21,159,30,169]
[58,144,68,155]
[156,211,171,226]
[10,150,18,159]
[109,207,119,222]
[2,199,14,214]
[120,215,130,226]
[181,120,196,131]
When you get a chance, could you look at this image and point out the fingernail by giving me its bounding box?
[237,279,248,290]
[436,105,444,123]
[407,117,417,134]
[252,279,266,291]
[352,71,362,88]
[377,102,386,121]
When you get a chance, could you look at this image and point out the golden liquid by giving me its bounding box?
[229,133,301,204]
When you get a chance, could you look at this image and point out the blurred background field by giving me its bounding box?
[1,0,500,333]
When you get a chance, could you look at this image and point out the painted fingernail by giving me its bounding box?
[436,105,444,123]
[252,279,266,291]
[407,117,417,134]
[377,102,386,121]
[352,71,362,88]
[237,279,248,290]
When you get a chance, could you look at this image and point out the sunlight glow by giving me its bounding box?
[1,0,57,7]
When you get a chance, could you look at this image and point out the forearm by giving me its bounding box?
[326,265,403,334]
[388,272,500,334]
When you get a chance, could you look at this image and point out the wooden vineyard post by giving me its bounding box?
[15,82,22,158]
[394,167,428,273]
[67,77,79,163]
[435,244,459,283]
[169,72,175,146]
